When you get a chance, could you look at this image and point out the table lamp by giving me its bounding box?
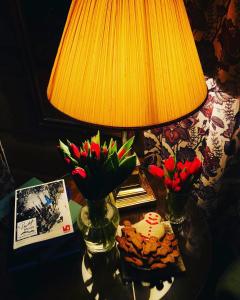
[47,0,207,207]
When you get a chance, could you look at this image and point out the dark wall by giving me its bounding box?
[0,1,67,185]
[0,1,121,186]
[0,1,35,133]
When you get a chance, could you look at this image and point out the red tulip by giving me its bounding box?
[70,143,80,159]
[164,176,181,192]
[164,177,173,189]
[102,146,108,155]
[172,177,181,189]
[64,157,71,164]
[179,170,189,182]
[83,141,89,153]
[81,151,88,158]
[72,167,87,179]
[183,160,191,173]
[91,142,100,160]
[148,165,164,178]
[177,161,184,171]
[173,185,181,192]
[173,172,179,179]
[118,148,126,160]
[80,151,87,164]
[164,156,175,172]
[189,157,202,174]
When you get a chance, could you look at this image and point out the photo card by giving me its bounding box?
[13,179,73,249]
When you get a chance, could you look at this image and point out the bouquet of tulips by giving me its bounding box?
[148,155,202,194]
[58,131,136,201]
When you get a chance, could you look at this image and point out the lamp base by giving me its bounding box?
[115,163,156,209]
[115,130,156,209]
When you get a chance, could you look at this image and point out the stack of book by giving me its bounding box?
[115,170,156,209]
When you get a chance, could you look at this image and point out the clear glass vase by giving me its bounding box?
[77,196,119,253]
[165,191,188,225]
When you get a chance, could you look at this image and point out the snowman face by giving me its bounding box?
[144,212,161,223]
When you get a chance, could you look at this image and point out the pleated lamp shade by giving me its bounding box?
[47,0,207,129]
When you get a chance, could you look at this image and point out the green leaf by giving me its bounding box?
[117,148,132,162]
[68,156,79,166]
[104,152,119,172]
[59,140,71,156]
[91,130,100,145]
[117,136,135,156]
[119,154,137,170]
[108,138,117,156]
[102,141,107,149]
[99,154,136,198]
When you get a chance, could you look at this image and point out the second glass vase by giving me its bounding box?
[165,191,188,225]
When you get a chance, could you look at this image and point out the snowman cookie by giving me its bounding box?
[133,212,165,239]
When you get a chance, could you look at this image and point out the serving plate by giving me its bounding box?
[116,220,186,276]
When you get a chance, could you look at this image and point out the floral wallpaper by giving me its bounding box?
[185,0,240,96]
[144,0,240,215]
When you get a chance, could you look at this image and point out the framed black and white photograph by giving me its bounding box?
[13,179,73,249]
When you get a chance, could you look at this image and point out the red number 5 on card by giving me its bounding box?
[62,224,71,232]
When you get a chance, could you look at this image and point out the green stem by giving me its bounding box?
[167,192,187,217]
[87,198,107,227]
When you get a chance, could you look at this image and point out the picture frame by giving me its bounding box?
[13,179,73,249]
[11,0,121,137]
[0,140,14,199]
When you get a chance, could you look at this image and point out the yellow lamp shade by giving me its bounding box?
[47,0,207,129]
